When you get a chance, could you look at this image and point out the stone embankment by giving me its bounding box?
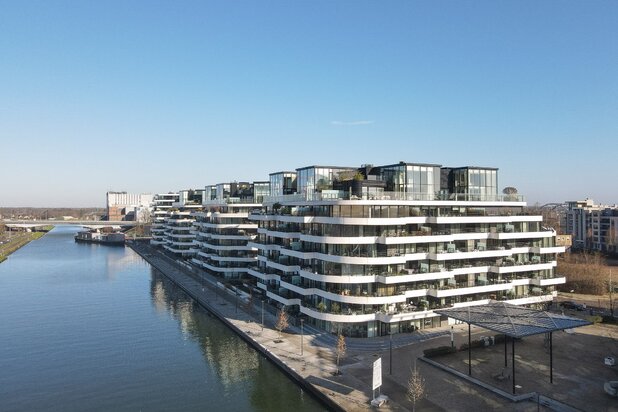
[129,241,385,411]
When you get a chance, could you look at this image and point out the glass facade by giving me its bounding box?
[296,167,356,196]
[451,167,498,199]
[378,163,441,196]
[269,172,297,196]
[253,181,270,203]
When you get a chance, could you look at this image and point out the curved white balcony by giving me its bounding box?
[299,305,377,323]
[280,280,407,305]
[428,215,543,224]
[256,228,300,240]
[168,240,195,246]
[377,270,455,285]
[265,291,301,307]
[376,309,438,323]
[530,276,566,286]
[163,245,195,255]
[210,212,250,218]
[299,234,378,245]
[208,255,256,263]
[298,269,378,284]
[202,223,257,230]
[208,233,256,241]
[201,243,256,252]
[428,282,513,298]
[429,249,511,261]
[194,260,251,274]
[489,231,555,240]
[506,294,555,305]
[252,213,428,226]
[166,218,194,224]
[490,261,557,274]
[530,246,566,254]
[279,249,428,265]
[248,241,282,251]
[246,268,280,282]
[382,232,489,245]
[167,233,195,239]
[258,255,300,272]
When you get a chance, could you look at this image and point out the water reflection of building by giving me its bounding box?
[149,272,259,389]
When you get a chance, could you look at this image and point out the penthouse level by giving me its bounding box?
[248,163,564,338]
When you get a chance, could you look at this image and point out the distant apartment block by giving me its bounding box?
[162,190,203,257]
[565,199,618,254]
[191,182,267,279]
[150,193,179,246]
[106,191,153,221]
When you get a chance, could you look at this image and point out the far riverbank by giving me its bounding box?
[0,227,52,263]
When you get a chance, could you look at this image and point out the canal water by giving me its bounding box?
[0,226,325,412]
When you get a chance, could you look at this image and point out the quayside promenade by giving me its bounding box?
[126,241,618,412]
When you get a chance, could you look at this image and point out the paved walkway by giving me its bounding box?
[128,242,563,411]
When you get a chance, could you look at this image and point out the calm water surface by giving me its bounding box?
[0,226,325,411]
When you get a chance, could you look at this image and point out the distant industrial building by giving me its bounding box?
[106,191,153,221]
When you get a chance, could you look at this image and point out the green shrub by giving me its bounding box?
[423,345,456,358]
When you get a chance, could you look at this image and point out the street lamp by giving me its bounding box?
[389,331,393,375]
[261,300,265,330]
[300,319,304,356]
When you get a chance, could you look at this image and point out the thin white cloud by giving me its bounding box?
[330,120,375,126]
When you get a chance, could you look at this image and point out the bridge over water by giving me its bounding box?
[2,220,138,229]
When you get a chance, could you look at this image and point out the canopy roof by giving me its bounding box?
[434,301,591,338]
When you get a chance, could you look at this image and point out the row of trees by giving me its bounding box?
[558,252,614,295]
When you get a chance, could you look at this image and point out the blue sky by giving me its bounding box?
[1,1,616,207]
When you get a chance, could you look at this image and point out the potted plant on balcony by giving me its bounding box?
[331,302,341,314]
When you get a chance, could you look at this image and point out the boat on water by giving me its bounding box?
[75,230,125,246]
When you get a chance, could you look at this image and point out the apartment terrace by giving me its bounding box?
[263,192,526,204]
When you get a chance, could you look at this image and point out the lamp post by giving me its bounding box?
[300,319,304,356]
[389,331,393,375]
[261,300,265,330]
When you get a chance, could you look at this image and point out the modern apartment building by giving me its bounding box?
[162,190,202,257]
[150,193,179,246]
[191,182,267,279]
[565,199,618,254]
[248,162,565,337]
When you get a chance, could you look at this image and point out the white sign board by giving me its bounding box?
[372,357,382,390]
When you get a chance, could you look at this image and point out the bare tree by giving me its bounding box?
[275,307,289,339]
[407,362,425,412]
[335,333,346,375]
[558,251,609,295]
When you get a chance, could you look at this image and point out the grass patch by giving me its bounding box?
[0,232,47,263]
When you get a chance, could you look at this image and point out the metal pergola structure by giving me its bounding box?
[435,301,591,394]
